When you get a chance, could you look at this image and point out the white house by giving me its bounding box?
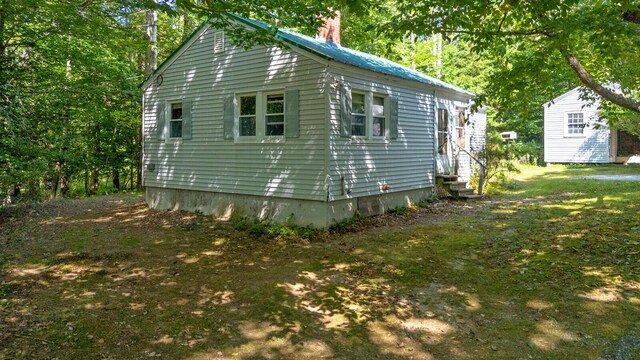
[140,13,486,227]
[544,87,640,164]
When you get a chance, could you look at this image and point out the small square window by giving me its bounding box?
[169,102,183,138]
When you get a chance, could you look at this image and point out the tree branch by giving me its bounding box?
[443,28,554,38]
[561,49,640,113]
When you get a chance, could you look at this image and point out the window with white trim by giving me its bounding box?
[351,92,366,136]
[265,94,285,136]
[239,95,257,136]
[237,91,285,138]
[566,112,585,136]
[372,95,386,137]
[437,108,449,155]
[350,90,388,138]
[169,101,183,138]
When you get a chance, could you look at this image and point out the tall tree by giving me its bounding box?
[386,0,640,131]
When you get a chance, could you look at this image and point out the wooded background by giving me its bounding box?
[2,0,638,203]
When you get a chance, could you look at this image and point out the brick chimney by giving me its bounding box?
[317,11,341,45]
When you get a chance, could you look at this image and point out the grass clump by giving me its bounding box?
[230,215,318,242]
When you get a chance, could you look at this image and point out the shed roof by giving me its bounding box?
[230,14,473,96]
[542,87,581,108]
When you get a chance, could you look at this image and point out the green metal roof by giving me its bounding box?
[143,13,474,97]
[229,14,474,96]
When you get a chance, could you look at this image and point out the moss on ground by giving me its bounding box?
[0,164,639,359]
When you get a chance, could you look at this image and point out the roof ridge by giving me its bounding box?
[228,13,474,96]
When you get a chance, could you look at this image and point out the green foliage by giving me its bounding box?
[230,215,317,242]
[472,131,520,194]
[386,0,640,124]
[0,0,153,200]
[508,141,544,166]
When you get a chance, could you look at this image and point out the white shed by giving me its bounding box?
[140,14,484,227]
[543,87,640,164]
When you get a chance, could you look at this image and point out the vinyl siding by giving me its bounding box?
[327,65,445,200]
[469,110,487,154]
[544,89,609,163]
[465,109,487,179]
[142,25,328,201]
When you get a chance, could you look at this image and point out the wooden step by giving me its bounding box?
[443,181,467,186]
[438,175,459,180]
[458,194,483,200]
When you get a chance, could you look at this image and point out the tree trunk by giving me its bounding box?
[136,162,142,190]
[0,0,7,65]
[113,170,120,191]
[50,162,63,200]
[60,175,69,197]
[9,184,20,203]
[50,175,59,199]
[90,170,99,195]
[145,10,157,76]
[85,171,90,196]
[562,49,640,114]
[477,167,486,196]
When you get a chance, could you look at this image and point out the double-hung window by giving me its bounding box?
[237,91,286,139]
[239,95,257,137]
[437,108,449,155]
[372,95,386,137]
[566,112,584,136]
[265,94,285,136]
[350,91,388,139]
[169,102,183,138]
[351,93,367,136]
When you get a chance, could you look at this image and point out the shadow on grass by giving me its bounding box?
[1,167,639,359]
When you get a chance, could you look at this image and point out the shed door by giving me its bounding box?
[617,130,640,157]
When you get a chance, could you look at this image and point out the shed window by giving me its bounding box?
[352,92,366,136]
[169,102,183,138]
[239,95,257,136]
[566,113,584,135]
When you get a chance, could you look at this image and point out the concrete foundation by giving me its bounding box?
[146,186,434,228]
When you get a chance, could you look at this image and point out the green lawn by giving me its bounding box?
[1,164,639,359]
